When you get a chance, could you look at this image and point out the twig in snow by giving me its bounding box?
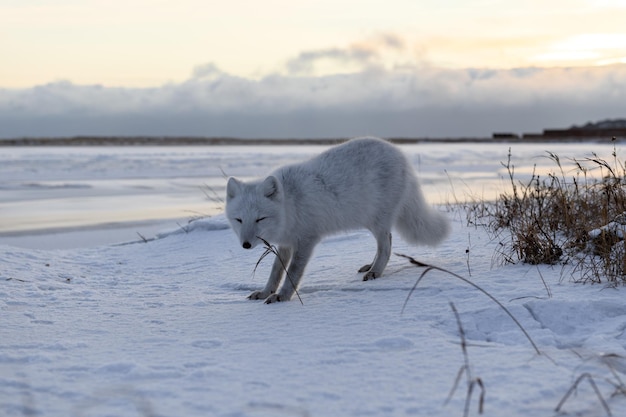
[602,353,626,398]
[176,222,190,234]
[536,267,552,299]
[6,277,29,282]
[555,372,612,416]
[445,302,485,417]
[465,233,472,277]
[509,267,553,302]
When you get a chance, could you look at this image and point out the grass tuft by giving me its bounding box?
[467,138,626,284]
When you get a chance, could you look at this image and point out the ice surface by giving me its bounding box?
[2,142,622,248]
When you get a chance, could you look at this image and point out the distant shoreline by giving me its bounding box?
[0,135,622,146]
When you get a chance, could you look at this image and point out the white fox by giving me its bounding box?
[226,137,450,303]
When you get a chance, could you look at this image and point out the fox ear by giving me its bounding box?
[262,176,281,200]
[226,177,242,200]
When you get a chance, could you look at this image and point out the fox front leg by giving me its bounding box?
[264,240,316,304]
[248,246,292,300]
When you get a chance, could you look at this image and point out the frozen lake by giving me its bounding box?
[0,140,621,248]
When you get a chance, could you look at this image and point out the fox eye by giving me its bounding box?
[255,217,267,223]
[234,218,242,223]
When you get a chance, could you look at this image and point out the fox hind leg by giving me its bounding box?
[362,231,392,281]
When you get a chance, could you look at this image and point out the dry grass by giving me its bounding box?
[445,302,485,417]
[398,253,541,355]
[254,237,304,305]
[467,138,626,284]
[555,372,612,416]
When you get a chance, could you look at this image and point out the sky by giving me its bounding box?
[1,0,626,138]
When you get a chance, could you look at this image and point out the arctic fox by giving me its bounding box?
[226,137,450,303]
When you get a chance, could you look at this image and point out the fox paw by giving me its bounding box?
[358,264,371,273]
[264,294,283,304]
[247,290,271,300]
[363,271,380,281]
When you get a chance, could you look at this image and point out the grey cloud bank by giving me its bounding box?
[1,64,625,139]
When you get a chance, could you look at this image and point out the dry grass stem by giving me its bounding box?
[444,302,486,417]
[397,253,541,356]
[555,373,612,416]
[255,236,304,305]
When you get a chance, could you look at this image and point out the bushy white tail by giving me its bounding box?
[395,177,450,246]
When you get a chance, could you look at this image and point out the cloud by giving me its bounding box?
[191,63,226,80]
[285,33,408,75]
[1,62,625,139]
[286,47,377,75]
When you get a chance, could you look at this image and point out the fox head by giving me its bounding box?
[225,175,286,250]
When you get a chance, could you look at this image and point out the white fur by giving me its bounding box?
[225,137,450,303]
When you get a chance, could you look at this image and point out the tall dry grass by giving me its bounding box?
[467,138,626,284]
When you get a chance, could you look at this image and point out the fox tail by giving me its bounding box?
[395,175,450,246]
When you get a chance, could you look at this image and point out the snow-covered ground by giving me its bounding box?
[2,141,626,416]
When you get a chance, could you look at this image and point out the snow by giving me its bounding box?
[2,142,626,417]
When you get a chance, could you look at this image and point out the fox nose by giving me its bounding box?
[242,241,252,249]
